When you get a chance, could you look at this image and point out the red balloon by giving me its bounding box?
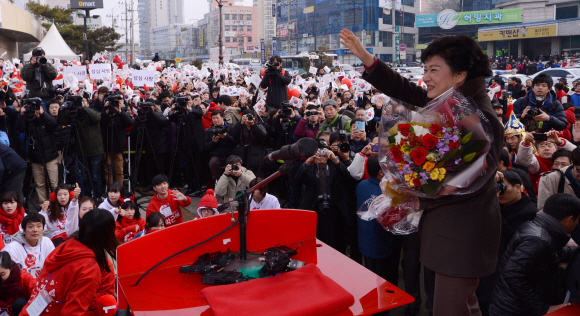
[289,88,301,100]
[342,78,352,88]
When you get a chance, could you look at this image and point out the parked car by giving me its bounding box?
[528,68,580,85]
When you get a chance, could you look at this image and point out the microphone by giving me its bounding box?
[266,137,318,161]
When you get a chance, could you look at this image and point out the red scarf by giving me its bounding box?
[120,216,137,227]
[0,207,25,235]
[530,155,553,193]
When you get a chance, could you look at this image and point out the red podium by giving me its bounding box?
[117,209,414,315]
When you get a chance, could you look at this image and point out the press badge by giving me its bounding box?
[160,205,172,217]
[26,288,53,316]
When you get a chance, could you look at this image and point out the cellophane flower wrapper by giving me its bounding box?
[358,88,495,234]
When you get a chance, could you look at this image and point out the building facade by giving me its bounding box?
[275,0,418,64]
[139,0,184,56]
[256,0,276,59]
[150,23,192,59]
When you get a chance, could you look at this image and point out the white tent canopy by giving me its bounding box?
[23,24,82,61]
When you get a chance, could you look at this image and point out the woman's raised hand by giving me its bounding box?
[339,29,375,67]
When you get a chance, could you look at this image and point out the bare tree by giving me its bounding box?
[425,0,462,14]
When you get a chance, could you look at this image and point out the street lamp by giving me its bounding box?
[216,0,224,66]
[77,12,100,61]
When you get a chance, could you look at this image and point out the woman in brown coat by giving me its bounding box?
[339,30,504,315]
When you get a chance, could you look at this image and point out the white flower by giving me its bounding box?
[394,132,404,145]
[412,124,430,137]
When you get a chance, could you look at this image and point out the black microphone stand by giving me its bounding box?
[221,160,294,260]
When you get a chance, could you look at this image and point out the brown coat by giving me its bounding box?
[363,60,504,278]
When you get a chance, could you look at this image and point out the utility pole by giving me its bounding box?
[83,9,90,61]
[125,0,129,63]
[130,0,135,65]
[217,0,223,66]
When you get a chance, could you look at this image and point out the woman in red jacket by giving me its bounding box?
[115,201,145,243]
[0,192,26,248]
[0,252,36,316]
[21,209,119,316]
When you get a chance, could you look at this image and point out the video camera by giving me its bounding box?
[66,94,84,109]
[137,98,155,121]
[265,60,280,75]
[279,102,294,118]
[173,96,190,116]
[23,97,42,118]
[212,126,227,138]
[31,47,47,65]
[104,92,123,109]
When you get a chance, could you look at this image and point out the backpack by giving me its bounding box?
[552,166,580,197]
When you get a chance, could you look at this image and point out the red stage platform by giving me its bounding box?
[117,209,414,315]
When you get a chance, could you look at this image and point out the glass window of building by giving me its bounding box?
[402,0,414,6]
[556,6,578,20]
[225,26,230,31]
[225,14,229,20]
[248,37,252,42]
[232,14,237,20]
[226,37,230,42]
[239,26,244,31]
[232,26,237,31]
[247,25,252,31]
[239,14,244,20]
[380,31,393,47]
[380,54,393,62]
[247,14,251,19]
[233,37,237,42]
[402,33,415,45]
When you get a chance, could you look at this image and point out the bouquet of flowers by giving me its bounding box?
[358,88,496,234]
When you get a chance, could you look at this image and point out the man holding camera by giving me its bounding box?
[101,93,135,186]
[231,109,268,175]
[317,99,352,138]
[295,104,322,140]
[514,73,567,133]
[15,100,59,206]
[21,48,58,110]
[260,55,291,115]
[205,110,237,181]
[215,155,256,203]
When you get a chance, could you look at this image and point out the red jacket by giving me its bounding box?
[115,217,146,242]
[202,102,221,130]
[146,189,191,227]
[0,268,35,316]
[21,238,115,316]
[556,89,568,103]
[294,119,320,140]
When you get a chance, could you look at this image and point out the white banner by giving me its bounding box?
[88,63,112,79]
[64,66,87,81]
[131,70,155,87]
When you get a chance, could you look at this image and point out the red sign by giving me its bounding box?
[280,29,288,37]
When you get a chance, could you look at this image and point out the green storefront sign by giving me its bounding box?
[416,9,521,29]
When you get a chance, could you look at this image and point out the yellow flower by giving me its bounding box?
[408,179,415,187]
[438,174,445,181]
[430,169,439,180]
[404,174,411,181]
[426,153,436,162]
[423,161,435,172]
[438,168,447,176]
[412,172,418,178]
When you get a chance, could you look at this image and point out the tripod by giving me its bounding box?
[61,108,95,198]
[132,112,161,196]
[168,112,200,194]
[24,116,53,210]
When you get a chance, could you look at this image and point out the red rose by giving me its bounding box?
[422,133,439,150]
[412,178,422,187]
[410,147,427,166]
[390,147,403,163]
[399,123,411,137]
[429,124,442,135]
[449,141,459,149]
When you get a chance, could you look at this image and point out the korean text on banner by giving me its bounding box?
[64,66,87,81]
[131,70,155,87]
[88,64,112,80]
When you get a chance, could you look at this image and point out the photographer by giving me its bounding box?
[231,109,268,175]
[514,73,567,132]
[296,143,353,253]
[0,91,22,156]
[21,48,58,110]
[260,55,291,115]
[272,103,302,149]
[58,95,104,200]
[294,104,322,140]
[215,155,256,203]
[317,100,352,138]
[218,95,241,125]
[15,99,59,206]
[348,118,370,154]
[204,110,236,180]
[91,86,109,112]
[100,93,135,186]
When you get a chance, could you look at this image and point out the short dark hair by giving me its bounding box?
[159,91,172,100]
[211,110,224,117]
[1,191,21,211]
[420,35,492,82]
[543,193,580,220]
[152,174,169,187]
[107,182,124,194]
[552,149,572,165]
[554,83,564,91]
[499,148,510,167]
[571,147,580,166]
[329,132,341,145]
[145,212,165,230]
[226,155,243,165]
[501,169,522,187]
[21,212,46,230]
[249,177,267,194]
[366,155,381,178]
[48,99,61,107]
[218,94,231,106]
[0,252,12,270]
[532,73,553,90]
[270,55,282,63]
[212,87,220,93]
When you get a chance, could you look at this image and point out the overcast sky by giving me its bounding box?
[91,0,252,42]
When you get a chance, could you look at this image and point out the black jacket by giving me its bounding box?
[53,123,73,155]
[204,124,236,160]
[296,161,356,227]
[100,109,135,153]
[507,83,525,99]
[492,212,576,315]
[21,63,58,100]
[58,106,104,158]
[185,106,206,153]
[260,70,291,110]
[230,122,267,173]
[138,110,169,154]
[15,112,59,164]
[0,106,22,155]
[0,142,27,181]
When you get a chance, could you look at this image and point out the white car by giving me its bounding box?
[529,68,580,84]
[394,67,424,83]
[498,74,531,85]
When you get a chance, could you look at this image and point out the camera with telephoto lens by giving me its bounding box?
[497,180,507,195]
[32,47,47,65]
[279,102,294,118]
[173,96,189,116]
[138,99,155,121]
[265,61,280,75]
[318,193,331,212]
[23,97,42,117]
[212,126,227,137]
[338,130,350,153]
[525,108,541,120]
[66,94,84,109]
[104,92,124,121]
